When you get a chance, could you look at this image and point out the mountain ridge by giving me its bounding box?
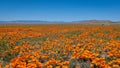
[0,20,119,24]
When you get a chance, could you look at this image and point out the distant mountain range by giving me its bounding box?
[0,20,52,24]
[0,20,120,24]
[77,20,120,25]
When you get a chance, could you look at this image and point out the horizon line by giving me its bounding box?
[0,19,119,22]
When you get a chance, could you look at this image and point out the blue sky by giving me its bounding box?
[0,0,120,22]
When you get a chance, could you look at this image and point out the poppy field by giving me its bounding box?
[0,24,120,68]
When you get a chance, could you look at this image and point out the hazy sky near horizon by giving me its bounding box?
[0,0,120,22]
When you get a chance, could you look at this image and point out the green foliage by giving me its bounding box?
[3,53,17,62]
[0,40,10,57]
[65,30,82,38]
[115,36,120,40]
